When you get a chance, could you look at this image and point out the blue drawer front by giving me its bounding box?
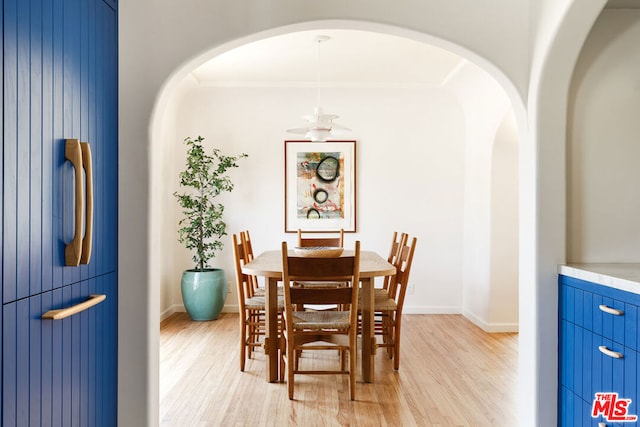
[2,274,117,426]
[560,275,640,351]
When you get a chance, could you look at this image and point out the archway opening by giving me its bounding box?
[150,21,527,420]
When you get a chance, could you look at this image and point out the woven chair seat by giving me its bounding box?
[252,286,284,296]
[358,293,397,310]
[244,295,284,310]
[292,310,351,330]
[371,296,397,311]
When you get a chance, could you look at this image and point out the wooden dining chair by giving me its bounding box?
[280,240,361,400]
[370,235,417,370]
[232,233,283,371]
[376,232,407,296]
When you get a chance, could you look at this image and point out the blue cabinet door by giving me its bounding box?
[2,0,118,304]
[2,274,117,426]
[2,0,118,425]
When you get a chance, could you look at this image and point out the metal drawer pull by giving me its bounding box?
[41,294,106,320]
[598,345,623,359]
[599,304,624,316]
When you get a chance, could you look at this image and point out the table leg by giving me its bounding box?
[265,277,279,382]
[361,277,375,383]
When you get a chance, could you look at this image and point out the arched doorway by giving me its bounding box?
[150,20,525,419]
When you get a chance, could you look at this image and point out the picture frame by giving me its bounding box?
[284,140,356,233]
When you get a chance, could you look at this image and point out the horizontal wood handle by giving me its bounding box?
[598,345,623,359]
[41,294,106,320]
[599,304,623,316]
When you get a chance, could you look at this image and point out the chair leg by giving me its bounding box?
[239,314,246,371]
[382,313,393,358]
[279,332,286,383]
[349,333,356,400]
[393,314,402,370]
[288,342,295,399]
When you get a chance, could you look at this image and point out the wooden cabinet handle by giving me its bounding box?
[598,345,623,359]
[42,294,106,320]
[599,304,623,316]
[65,139,84,266]
[64,139,94,266]
[80,142,93,264]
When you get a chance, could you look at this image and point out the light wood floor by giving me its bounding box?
[160,313,518,426]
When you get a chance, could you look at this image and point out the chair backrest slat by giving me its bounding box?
[240,230,260,295]
[232,233,255,304]
[388,236,417,311]
[289,287,354,305]
[287,256,355,280]
[383,232,407,290]
[297,229,344,248]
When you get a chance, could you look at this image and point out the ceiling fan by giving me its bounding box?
[286,35,351,142]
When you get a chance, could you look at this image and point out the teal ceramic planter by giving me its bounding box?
[181,268,227,321]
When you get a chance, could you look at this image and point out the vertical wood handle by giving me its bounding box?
[80,142,93,264]
[65,139,84,266]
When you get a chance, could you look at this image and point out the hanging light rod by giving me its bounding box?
[286,35,351,142]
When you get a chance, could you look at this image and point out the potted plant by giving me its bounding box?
[174,136,247,320]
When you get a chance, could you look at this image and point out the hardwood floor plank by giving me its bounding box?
[160,313,518,426]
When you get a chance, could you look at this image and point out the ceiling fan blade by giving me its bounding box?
[286,127,310,135]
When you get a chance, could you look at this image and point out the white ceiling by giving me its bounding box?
[190,29,465,87]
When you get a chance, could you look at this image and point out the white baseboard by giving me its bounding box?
[160,305,182,322]
[161,304,518,333]
[462,308,519,333]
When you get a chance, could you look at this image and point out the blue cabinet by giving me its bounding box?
[559,275,640,426]
[1,0,118,425]
[3,274,117,426]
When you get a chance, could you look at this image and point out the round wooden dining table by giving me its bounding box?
[241,249,396,383]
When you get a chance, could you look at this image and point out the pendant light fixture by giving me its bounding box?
[287,35,350,142]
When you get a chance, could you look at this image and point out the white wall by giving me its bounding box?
[489,110,520,328]
[568,10,640,263]
[444,61,519,332]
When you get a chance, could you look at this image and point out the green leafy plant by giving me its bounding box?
[174,136,247,271]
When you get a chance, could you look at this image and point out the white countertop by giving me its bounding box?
[559,263,640,295]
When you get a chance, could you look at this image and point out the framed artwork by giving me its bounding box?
[284,140,356,232]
